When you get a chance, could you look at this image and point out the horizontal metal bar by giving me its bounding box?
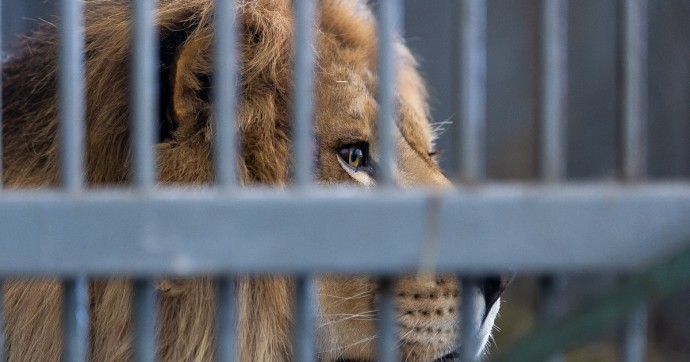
[0,184,688,275]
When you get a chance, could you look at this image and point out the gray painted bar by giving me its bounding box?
[216,277,236,362]
[59,0,85,191]
[376,278,396,362]
[620,0,648,180]
[376,0,401,186]
[461,278,479,362]
[0,185,688,275]
[540,0,568,181]
[131,0,158,189]
[214,0,239,189]
[293,276,316,362]
[134,279,157,362]
[63,277,89,362]
[292,0,316,188]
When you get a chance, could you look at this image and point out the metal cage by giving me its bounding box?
[1,0,689,361]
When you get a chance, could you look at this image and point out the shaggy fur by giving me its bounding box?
[1,0,497,361]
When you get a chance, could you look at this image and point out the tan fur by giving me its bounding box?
[1,1,488,361]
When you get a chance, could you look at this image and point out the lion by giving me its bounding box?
[1,0,508,361]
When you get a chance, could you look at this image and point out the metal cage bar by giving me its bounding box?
[540,0,568,181]
[376,0,401,187]
[134,279,157,362]
[539,2,568,360]
[63,277,89,362]
[0,279,4,362]
[620,0,648,181]
[214,0,239,189]
[293,276,316,362]
[622,306,647,362]
[460,278,479,362]
[539,276,567,362]
[59,0,86,191]
[293,0,316,188]
[458,0,487,183]
[376,278,396,362]
[131,0,159,189]
[0,0,3,191]
[216,277,236,362]
[620,0,649,358]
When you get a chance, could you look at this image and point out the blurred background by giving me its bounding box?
[3,0,690,360]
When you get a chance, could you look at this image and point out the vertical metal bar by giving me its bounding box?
[63,277,89,362]
[59,0,86,191]
[134,279,157,362]
[0,280,5,362]
[376,278,396,362]
[214,0,239,188]
[622,307,647,362]
[539,276,567,362]
[292,0,316,188]
[540,0,568,181]
[619,1,648,357]
[619,0,648,181]
[216,277,236,362]
[131,0,159,189]
[376,0,401,187]
[461,277,479,362]
[293,276,315,362]
[0,0,3,191]
[458,0,487,183]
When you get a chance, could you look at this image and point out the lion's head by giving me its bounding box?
[2,0,507,361]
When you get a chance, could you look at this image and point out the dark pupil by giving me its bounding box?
[349,148,363,166]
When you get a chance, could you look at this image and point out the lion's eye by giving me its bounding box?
[338,143,369,170]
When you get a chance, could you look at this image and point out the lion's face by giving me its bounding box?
[153,0,508,360]
[308,18,503,360]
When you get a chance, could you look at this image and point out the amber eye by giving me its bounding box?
[338,143,369,170]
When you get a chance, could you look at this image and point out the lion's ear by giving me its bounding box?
[160,29,213,142]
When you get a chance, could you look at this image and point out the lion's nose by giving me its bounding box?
[478,273,515,313]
